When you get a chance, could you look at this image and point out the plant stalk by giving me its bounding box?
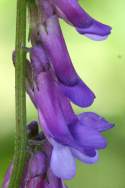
[8,0,27,187]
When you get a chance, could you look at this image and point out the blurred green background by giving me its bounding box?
[0,0,125,187]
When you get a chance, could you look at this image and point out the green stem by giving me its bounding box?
[8,0,27,187]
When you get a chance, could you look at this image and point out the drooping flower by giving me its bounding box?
[29,0,95,107]
[18,0,113,182]
[35,71,113,179]
[29,40,95,108]
[48,0,112,40]
[7,0,113,186]
[26,44,113,180]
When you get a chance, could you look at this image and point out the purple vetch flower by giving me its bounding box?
[38,15,82,86]
[29,43,95,108]
[28,54,113,179]
[25,0,113,181]
[34,16,95,107]
[48,0,112,40]
[12,38,113,181]
[35,75,113,179]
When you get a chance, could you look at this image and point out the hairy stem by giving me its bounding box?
[8,0,27,187]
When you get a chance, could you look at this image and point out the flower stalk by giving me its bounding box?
[8,0,27,187]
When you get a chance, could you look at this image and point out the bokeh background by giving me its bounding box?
[0,0,125,187]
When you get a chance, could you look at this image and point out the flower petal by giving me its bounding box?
[50,142,76,179]
[71,148,99,164]
[51,0,111,40]
[30,44,50,75]
[78,112,114,132]
[70,122,107,149]
[38,16,94,107]
[35,71,75,144]
[77,20,112,41]
[50,0,92,27]
[61,78,95,107]
[39,15,79,86]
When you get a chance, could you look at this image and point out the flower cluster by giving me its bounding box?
[3,0,113,187]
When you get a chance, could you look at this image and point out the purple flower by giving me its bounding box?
[8,0,113,186]
[33,18,95,107]
[49,0,112,40]
[24,0,113,182]
[13,36,113,181]
[26,49,113,179]
[50,111,114,178]
[33,71,113,179]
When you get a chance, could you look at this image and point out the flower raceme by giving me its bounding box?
[6,0,113,186]
[25,43,114,180]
